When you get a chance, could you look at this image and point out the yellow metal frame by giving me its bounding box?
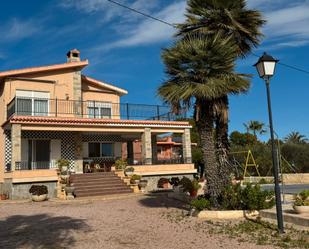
[230,150,260,177]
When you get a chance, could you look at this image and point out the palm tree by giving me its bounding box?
[176,0,265,179]
[158,34,250,204]
[244,120,267,137]
[284,132,308,144]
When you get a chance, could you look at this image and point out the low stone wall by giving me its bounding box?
[142,174,194,192]
[244,174,309,184]
[4,181,57,200]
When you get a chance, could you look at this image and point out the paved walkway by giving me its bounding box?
[0,194,276,249]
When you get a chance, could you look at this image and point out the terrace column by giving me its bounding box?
[127,141,134,165]
[11,124,22,171]
[141,128,152,165]
[182,128,192,164]
[74,132,83,174]
[151,134,157,164]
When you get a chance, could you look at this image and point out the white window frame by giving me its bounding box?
[16,90,50,116]
[87,101,112,119]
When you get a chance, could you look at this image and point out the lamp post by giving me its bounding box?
[254,52,284,233]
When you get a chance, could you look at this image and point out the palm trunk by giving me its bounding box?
[196,98,221,206]
[214,95,232,186]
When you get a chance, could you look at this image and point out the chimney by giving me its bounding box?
[66,49,80,62]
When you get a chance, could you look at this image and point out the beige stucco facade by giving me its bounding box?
[0,50,195,198]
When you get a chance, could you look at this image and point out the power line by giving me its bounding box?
[251,52,309,75]
[106,0,176,27]
[106,0,309,76]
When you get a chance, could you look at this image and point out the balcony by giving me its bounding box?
[7,97,186,121]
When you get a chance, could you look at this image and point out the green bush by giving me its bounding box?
[220,184,275,211]
[190,198,210,211]
[130,174,141,184]
[29,185,48,195]
[179,177,201,193]
[114,159,127,170]
[294,190,309,206]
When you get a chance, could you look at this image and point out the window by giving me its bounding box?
[101,143,113,157]
[88,143,113,157]
[88,143,101,157]
[16,90,49,116]
[87,102,112,119]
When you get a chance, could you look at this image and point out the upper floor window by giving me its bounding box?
[16,90,49,116]
[87,101,112,119]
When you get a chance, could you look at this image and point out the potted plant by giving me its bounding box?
[157,178,169,189]
[169,177,180,188]
[125,166,134,176]
[130,174,141,184]
[57,159,70,175]
[293,190,309,214]
[189,179,201,197]
[0,192,8,200]
[138,180,148,192]
[29,185,48,202]
[64,177,75,200]
[114,159,128,171]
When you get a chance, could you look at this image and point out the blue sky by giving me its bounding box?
[0,0,308,140]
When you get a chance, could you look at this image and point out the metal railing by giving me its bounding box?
[15,160,57,170]
[7,97,186,121]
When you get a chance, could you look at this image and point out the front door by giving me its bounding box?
[34,140,50,169]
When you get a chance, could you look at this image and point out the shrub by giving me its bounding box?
[179,177,192,192]
[125,166,134,173]
[294,190,309,206]
[157,178,169,188]
[241,184,274,211]
[258,178,273,184]
[169,177,180,187]
[190,198,210,211]
[220,183,275,211]
[114,159,127,170]
[57,159,70,172]
[130,174,141,184]
[29,185,48,195]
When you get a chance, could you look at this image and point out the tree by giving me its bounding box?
[176,0,265,178]
[243,120,267,137]
[284,132,308,144]
[229,131,256,147]
[158,34,250,204]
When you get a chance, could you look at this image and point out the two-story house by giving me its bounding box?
[0,50,196,199]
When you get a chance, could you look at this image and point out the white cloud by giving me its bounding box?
[92,1,186,51]
[262,1,309,49]
[0,18,41,42]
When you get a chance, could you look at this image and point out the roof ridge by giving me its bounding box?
[0,60,89,78]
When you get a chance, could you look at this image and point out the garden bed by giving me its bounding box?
[195,210,259,219]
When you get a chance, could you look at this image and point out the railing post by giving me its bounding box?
[55,98,58,117]
[126,103,130,120]
[93,100,96,118]
[156,105,160,120]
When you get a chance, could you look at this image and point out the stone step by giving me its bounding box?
[72,177,123,183]
[73,183,128,189]
[75,188,133,197]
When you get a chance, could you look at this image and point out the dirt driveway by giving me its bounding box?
[0,194,275,249]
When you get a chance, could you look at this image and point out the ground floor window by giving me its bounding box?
[88,142,113,157]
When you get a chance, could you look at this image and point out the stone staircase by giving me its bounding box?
[71,172,133,197]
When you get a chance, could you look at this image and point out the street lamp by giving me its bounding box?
[254,52,284,233]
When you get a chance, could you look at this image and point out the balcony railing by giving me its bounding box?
[15,160,58,170]
[7,97,186,121]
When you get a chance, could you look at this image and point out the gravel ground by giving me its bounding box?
[0,194,276,249]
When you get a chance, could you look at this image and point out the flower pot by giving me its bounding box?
[163,182,169,189]
[31,194,47,202]
[0,194,7,200]
[293,205,309,214]
[190,190,197,197]
[65,186,75,195]
[125,171,134,177]
[138,180,148,193]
